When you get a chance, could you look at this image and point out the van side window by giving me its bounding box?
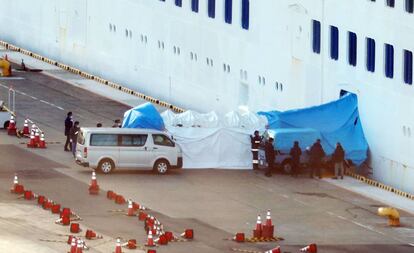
[90,134,118,146]
[121,134,147,146]
[152,134,174,147]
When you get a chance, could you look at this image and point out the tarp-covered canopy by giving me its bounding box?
[258,94,368,165]
[122,103,165,131]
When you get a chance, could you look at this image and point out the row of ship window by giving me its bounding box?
[159,0,250,30]
[312,20,413,85]
[107,26,284,91]
[371,0,414,13]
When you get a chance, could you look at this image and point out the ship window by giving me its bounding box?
[191,0,199,13]
[208,0,216,18]
[348,32,357,66]
[385,44,394,78]
[386,0,395,7]
[241,0,249,30]
[175,0,182,7]
[225,0,232,24]
[312,20,321,54]
[406,0,414,12]
[404,50,413,84]
[330,26,339,60]
[366,38,376,72]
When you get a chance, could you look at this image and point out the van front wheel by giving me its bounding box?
[154,159,170,174]
[98,158,115,174]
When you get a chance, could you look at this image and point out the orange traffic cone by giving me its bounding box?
[39,132,47,148]
[262,209,275,239]
[34,128,40,146]
[22,119,30,135]
[127,200,135,216]
[69,237,77,253]
[10,174,24,193]
[253,215,262,238]
[7,115,17,135]
[27,129,36,148]
[76,239,83,253]
[146,230,155,247]
[113,238,122,253]
[300,243,317,253]
[88,171,99,195]
[265,246,281,253]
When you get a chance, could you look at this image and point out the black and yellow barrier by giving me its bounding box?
[346,171,414,201]
[0,40,186,113]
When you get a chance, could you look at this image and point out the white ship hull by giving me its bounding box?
[0,0,413,192]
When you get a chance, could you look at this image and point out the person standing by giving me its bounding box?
[64,112,73,151]
[70,121,80,158]
[289,141,302,177]
[332,142,345,179]
[264,137,276,177]
[309,139,325,179]
[250,130,262,170]
[112,119,122,128]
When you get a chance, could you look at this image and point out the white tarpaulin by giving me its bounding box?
[168,127,252,169]
[161,109,267,169]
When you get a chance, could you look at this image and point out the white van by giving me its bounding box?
[75,128,183,174]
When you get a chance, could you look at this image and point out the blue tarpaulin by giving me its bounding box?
[258,94,368,165]
[122,103,165,131]
[268,128,321,152]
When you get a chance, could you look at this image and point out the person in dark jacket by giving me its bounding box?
[70,121,80,158]
[309,139,325,179]
[250,130,262,170]
[332,142,345,179]
[289,141,302,177]
[264,137,276,177]
[64,112,73,151]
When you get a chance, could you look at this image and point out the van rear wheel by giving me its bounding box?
[98,158,115,174]
[154,159,170,174]
[3,120,9,129]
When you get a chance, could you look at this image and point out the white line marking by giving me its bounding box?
[55,106,64,110]
[281,194,289,199]
[293,198,309,206]
[30,96,38,100]
[336,215,347,220]
[40,100,51,105]
[326,211,335,216]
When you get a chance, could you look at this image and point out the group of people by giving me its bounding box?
[251,131,346,179]
[64,112,123,158]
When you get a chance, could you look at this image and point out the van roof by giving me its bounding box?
[80,127,166,134]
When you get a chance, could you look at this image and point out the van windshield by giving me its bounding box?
[77,130,85,145]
